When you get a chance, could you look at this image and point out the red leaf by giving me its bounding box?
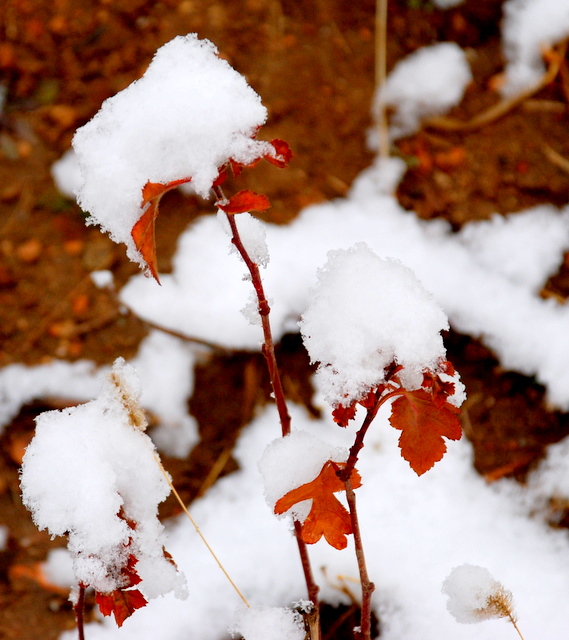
[332,403,357,427]
[132,178,191,283]
[96,588,148,627]
[264,139,293,168]
[389,388,462,476]
[217,190,271,214]
[423,375,455,408]
[274,460,361,550]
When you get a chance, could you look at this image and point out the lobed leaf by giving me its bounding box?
[217,189,271,214]
[389,388,462,476]
[274,460,361,550]
[96,588,148,627]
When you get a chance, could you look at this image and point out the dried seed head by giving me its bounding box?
[442,564,517,625]
[108,358,148,431]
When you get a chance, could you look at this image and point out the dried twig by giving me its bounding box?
[425,41,568,132]
[543,143,569,174]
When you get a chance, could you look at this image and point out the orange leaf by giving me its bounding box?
[96,588,148,627]
[389,389,462,476]
[274,460,361,550]
[217,190,271,214]
[132,178,191,283]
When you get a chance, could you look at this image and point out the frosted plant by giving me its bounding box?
[443,564,525,639]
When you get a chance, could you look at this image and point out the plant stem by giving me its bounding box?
[74,583,86,640]
[344,479,375,640]
[375,0,389,158]
[509,615,526,640]
[339,389,403,482]
[216,198,321,638]
[219,202,291,438]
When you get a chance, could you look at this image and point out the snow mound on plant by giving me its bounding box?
[72,33,272,270]
[259,430,347,521]
[20,358,187,600]
[300,243,449,406]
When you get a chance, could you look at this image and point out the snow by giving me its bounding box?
[457,205,569,293]
[259,430,347,522]
[72,34,273,272]
[375,42,472,140]
[231,605,306,640]
[432,0,464,8]
[442,564,516,625]
[11,13,569,639]
[300,243,449,406]
[119,163,569,409]
[43,548,75,590]
[52,404,569,640]
[0,525,7,550]
[20,358,187,600]
[502,0,569,95]
[218,209,270,269]
[51,149,80,199]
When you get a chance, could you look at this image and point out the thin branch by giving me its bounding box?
[509,614,526,640]
[344,480,375,640]
[74,583,86,640]
[339,389,403,482]
[543,143,569,174]
[215,193,291,438]
[375,0,389,158]
[213,191,321,638]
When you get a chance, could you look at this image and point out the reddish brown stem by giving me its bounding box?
[338,389,403,482]
[344,480,375,640]
[216,195,320,637]
[74,583,86,640]
[216,194,291,438]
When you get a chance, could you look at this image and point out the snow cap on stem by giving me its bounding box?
[20,358,187,600]
[300,243,451,408]
[73,33,273,270]
[442,564,517,624]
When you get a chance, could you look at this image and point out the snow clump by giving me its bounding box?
[20,358,187,600]
[73,33,274,271]
[259,430,348,522]
[300,243,451,408]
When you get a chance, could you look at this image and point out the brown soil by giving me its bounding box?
[1,0,569,638]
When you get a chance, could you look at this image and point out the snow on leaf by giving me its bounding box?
[217,190,271,214]
[264,138,293,168]
[389,388,462,476]
[274,460,361,550]
[96,588,148,627]
[94,552,147,627]
[131,178,192,283]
